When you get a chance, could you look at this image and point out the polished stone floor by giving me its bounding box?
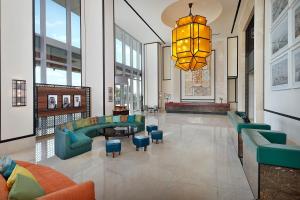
[9,113,254,200]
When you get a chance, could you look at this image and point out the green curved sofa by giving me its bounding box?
[242,129,300,200]
[55,115,145,160]
[227,111,271,159]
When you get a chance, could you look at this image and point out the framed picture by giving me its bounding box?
[292,1,300,43]
[108,87,113,102]
[271,15,288,57]
[73,95,81,108]
[292,46,300,88]
[271,54,289,90]
[62,95,71,109]
[47,95,58,109]
[180,50,215,101]
[271,0,288,24]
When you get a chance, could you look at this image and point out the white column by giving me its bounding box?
[238,32,246,111]
[254,0,265,122]
[81,0,104,116]
[144,43,159,108]
[104,0,115,115]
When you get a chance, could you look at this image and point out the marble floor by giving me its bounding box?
[9,113,254,200]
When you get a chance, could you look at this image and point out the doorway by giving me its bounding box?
[245,16,254,121]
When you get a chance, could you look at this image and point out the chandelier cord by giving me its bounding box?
[189,3,193,16]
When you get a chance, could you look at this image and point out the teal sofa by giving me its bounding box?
[242,129,300,200]
[55,115,145,160]
[227,111,271,159]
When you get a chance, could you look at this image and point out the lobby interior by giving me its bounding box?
[0,0,300,200]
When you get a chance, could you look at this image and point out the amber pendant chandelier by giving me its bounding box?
[172,3,212,71]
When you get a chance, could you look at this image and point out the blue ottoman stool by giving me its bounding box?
[106,139,121,158]
[132,135,150,151]
[151,130,163,144]
[146,125,158,135]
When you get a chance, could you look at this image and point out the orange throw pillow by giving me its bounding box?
[89,117,98,125]
[120,115,128,123]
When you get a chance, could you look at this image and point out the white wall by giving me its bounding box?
[144,43,160,108]
[264,0,300,144]
[161,39,227,106]
[81,0,115,116]
[214,39,228,103]
[0,0,34,145]
[81,0,104,116]
[162,46,181,105]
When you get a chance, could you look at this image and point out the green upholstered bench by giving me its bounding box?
[227,111,271,159]
[55,115,145,160]
[242,129,300,200]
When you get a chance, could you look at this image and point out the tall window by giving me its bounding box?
[114,25,142,111]
[35,0,81,86]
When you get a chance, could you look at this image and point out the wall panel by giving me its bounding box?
[0,0,34,142]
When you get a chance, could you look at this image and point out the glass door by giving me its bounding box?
[115,83,129,107]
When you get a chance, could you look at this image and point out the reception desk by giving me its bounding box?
[165,102,230,114]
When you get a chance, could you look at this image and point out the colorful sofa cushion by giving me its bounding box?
[89,117,98,125]
[105,116,113,123]
[0,156,10,173]
[0,156,16,179]
[0,174,8,200]
[70,134,92,149]
[16,161,75,194]
[10,161,95,200]
[120,115,128,123]
[9,174,45,200]
[128,115,135,123]
[65,129,78,144]
[113,116,120,123]
[74,119,84,129]
[135,115,143,123]
[7,164,37,189]
[98,116,106,124]
[3,161,16,180]
[65,121,74,131]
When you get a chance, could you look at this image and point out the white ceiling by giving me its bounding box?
[114,0,239,45]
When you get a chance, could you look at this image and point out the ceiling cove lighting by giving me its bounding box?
[172,3,212,71]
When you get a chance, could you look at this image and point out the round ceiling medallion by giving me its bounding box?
[161,0,223,28]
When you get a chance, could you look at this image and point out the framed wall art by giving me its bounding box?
[74,95,82,108]
[271,15,288,57]
[271,0,288,24]
[292,1,300,43]
[47,95,58,109]
[180,50,215,101]
[271,54,289,90]
[62,95,71,109]
[292,46,300,88]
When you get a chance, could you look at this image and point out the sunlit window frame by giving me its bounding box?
[114,25,142,111]
[34,0,81,86]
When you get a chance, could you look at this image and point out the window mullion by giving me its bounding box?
[40,0,47,83]
[66,0,72,86]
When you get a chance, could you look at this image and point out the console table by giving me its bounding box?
[165,102,230,114]
[113,110,129,115]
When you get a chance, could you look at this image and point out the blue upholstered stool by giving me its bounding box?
[146,125,158,135]
[106,139,121,158]
[151,130,163,144]
[132,135,150,151]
